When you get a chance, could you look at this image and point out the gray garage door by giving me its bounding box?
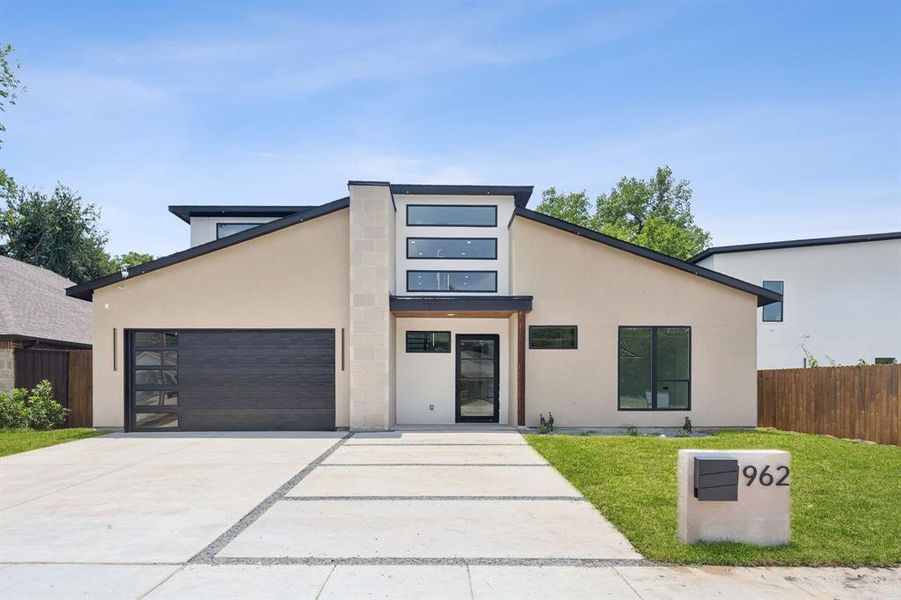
[128,329,335,432]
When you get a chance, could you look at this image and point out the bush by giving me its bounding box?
[0,380,68,430]
[0,388,30,429]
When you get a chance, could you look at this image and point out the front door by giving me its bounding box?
[455,334,500,423]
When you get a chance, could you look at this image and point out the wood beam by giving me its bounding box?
[517,309,526,426]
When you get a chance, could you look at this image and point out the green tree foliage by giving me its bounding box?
[113,251,154,269]
[537,166,712,260]
[0,183,115,283]
[0,43,23,145]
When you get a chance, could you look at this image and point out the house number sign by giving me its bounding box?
[743,465,790,487]
[679,449,791,546]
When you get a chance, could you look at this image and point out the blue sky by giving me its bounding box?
[2,1,899,257]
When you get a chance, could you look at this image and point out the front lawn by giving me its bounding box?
[527,429,901,566]
[0,428,103,457]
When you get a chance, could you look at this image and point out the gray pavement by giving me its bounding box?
[1,430,897,599]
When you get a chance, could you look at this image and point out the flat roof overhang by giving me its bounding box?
[389,295,533,318]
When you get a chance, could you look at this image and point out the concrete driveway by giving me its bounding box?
[1,430,897,599]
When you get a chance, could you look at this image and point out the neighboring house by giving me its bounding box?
[0,256,93,406]
[66,182,780,432]
[691,232,901,369]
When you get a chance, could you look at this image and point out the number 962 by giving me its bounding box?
[742,465,790,487]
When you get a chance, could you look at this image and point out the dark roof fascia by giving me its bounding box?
[0,334,92,349]
[168,205,315,224]
[67,197,350,300]
[513,207,782,307]
[689,231,901,263]
[389,295,533,312]
[389,184,534,208]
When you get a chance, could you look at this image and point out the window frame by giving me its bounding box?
[127,329,180,432]
[528,325,578,350]
[405,204,498,228]
[406,270,498,293]
[216,222,261,239]
[405,331,452,354]
[761,280,784,322]
[405,237,498,260]
[617,326,692,412]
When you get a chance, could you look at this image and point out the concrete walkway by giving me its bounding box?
[0,430,897,598]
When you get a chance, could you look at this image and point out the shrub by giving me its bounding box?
[26,380,68,430]
[0,387,30,429]
[0,380,68,430]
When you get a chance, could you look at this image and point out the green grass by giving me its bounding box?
[0,428,103,457]
[526,429,901,566]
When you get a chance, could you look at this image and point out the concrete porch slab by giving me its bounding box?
[217,499,641,559]
[323,443,545,465]
[0,563,180,599]
[614,566,814,599]
[320,565,471,600]
[145,564,333,599]
[287,465,581,497]
[346,431,526,445]
[469,566,640,599]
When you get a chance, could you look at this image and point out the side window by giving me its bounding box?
[618,326,691,410]
[762,280,784,322]
[528,326,577,349]
[406,331,451,353]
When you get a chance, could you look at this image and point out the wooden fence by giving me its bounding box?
[14,348,93,428]
[758,364,900,445]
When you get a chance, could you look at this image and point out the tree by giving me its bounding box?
[537,166,712,260]
[113,251,154,269]
[0,183,115,283]
[0,43,23,146]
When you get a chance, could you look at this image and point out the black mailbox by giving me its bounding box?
[693,458,739,501]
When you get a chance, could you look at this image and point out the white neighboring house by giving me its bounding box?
[691,232,901,369]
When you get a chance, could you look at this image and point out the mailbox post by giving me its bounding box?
[678,449,790,546]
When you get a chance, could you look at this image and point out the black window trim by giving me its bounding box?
[405,237,498,260]
[216,222,263,240]
[127,329,182,432]
[406,270,498,293]
[617,325,692,412]
[405,330,452,353]
[528,325,578,350]
[406,204,498,228]
[761,280,784,322]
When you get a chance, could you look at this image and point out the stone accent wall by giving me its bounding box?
[0,348,15,392]
[348,183,393,430]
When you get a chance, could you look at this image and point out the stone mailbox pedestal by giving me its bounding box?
[678,449,790,546]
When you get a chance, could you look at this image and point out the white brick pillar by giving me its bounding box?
[348,182,393,430]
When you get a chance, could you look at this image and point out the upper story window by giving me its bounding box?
[762,280,784,322]
[217,223,260,239]
[407,238,497,260]
[406,205,497,227]
[619,326,691,411]
[407,270,497,293]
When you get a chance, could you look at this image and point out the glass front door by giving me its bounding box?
[456,334,499,423]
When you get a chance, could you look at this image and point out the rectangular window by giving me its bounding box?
[406,205,497,227]
[875,357,897,365]
[762,280,784,322]
[407,270,497,292]
[529,326,578,349]
[217,222,260,239]
[406,331,451,353]
[406,238,497,260]
[131,330,179,431]
[618,326,690,411]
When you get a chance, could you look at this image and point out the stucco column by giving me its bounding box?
[348,182,393,430]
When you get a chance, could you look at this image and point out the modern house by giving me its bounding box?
[0,256,93,408]
[66,182,781,432]
[691,232,901,369]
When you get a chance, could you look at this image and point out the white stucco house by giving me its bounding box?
[691,232,901,369]
[66,182,781,432]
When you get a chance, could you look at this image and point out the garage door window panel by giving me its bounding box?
[131,331,180,430]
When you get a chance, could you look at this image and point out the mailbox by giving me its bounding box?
[693,458,738,501]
